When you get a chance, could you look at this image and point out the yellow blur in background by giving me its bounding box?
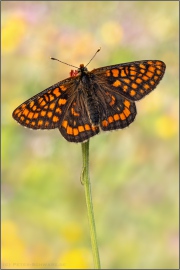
[2,1,178,269]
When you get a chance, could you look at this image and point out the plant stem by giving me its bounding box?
[81,140,101,269]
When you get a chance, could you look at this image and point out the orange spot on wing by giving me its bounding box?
[49,95,54,101]
[85,124,90,130]
[142,75,149,81]
[146,71,153,77]
[71,107,80,116]
[124,100,131,108]
[28,112,34,119]
[119,113,126,120]
[56,108,62,114]
[102,120,108,127]
[123,78,131,84]
[113,80,121,87]
[53,116,59,122]
[148,66,155,72]
[147,61,153,65]
[110,95,116,106]
[92,126,97,131]
[73,128,79,135]
[123,85,128,92]
[136,78,142,84]
[40,110,46,116]
[156,65,163,70]
[41,100,46,106]
[130,70,136,76]
[114,114,119,121]
[14,108,21,115]
[23,109,29,116]
[58,99,67,105]
[125,66,129,75]
[38,120,43,126]
[106,70,111,77]
[47,112,53,118]
[140,69,145,74]
[112,69,119,77]
[21,104,26,109]
[44,94,49,101]
[38,97,43,104]
[123,107,130,117]
[20,116,25,121]
[156,61,163,65]
[49,103,55,110]
[108,116,114,123]
[53,88,61,97]
[150,80,155,85]
[60,85,67,91]
[34,113,39,118]
[29,101,34,108]
[78,126,85,132]
[62,120,68,128]
[131,83,138,89]
[144,84,150,90]
[130,90,136,96]
[45,121,49,127]
[140,64,146,69]
[120,69,126,77]
[156,69,161,75]
[67,126,73,135]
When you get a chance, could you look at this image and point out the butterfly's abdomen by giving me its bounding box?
[86,93,99,126]
[81,72,100,126]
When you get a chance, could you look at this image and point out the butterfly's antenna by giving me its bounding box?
[85,47,101,67]
[50,57,78,69]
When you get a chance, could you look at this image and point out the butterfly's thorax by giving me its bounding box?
[78,67,100,126]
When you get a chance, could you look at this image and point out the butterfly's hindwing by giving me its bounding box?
[59,93,100,142]
[92,82,137,131]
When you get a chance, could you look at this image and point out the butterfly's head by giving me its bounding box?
[69,64,88,77]
[77,64,88,75]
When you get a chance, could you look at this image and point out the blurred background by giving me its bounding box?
[2,1,178,269]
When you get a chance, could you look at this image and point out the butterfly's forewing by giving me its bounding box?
[12,77,77,129]
[91,60,165,132]
[92,60,166,101]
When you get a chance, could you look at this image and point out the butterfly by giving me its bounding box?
[12,51,166,143]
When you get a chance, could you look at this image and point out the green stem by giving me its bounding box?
[81,140,101,269]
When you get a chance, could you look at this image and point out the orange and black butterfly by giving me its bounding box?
[12,50,166,143]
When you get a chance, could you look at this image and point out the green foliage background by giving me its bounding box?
[2,1,178,269]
